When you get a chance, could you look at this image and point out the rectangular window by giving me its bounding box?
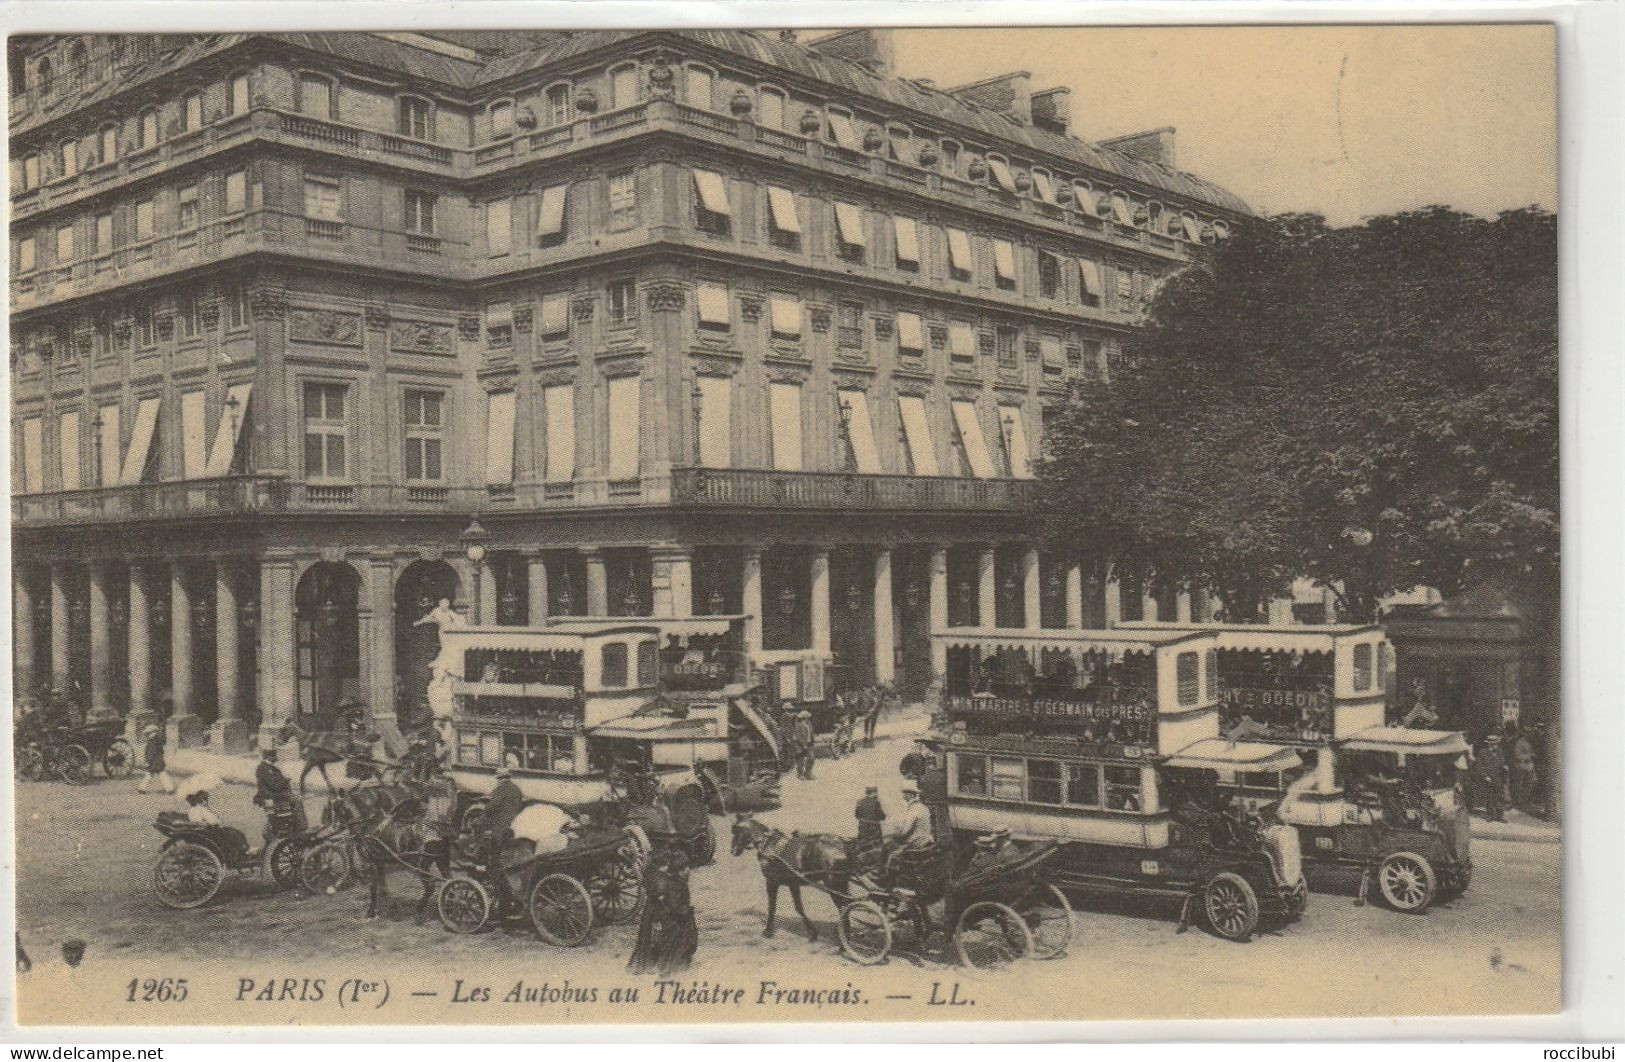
[540,293,569,337]
[299,76,333,119]
[608,171,637,232]
[120,397,161,484]
[177,293,197,339]
[837,301,863,350]
[696,374,732,468]
[955,754,987,797]
[990,757,1025,800]
[185,94,204,132]
[403,389,444,482]
[947,227,973,280]
[759,90,785,130]
[100,125,117,163]
[486,198,512,255]
[766,186,801,249]
[140,110,159,148]
[18,237,35,273]
[55,224,74,263]
[999,406,1032,479]
[685,67,713,109]
[224,286,246,330]
[893,216,920,270]
[606,375,641,481]
[896,311,924,355]
[769,382,803,471]
[1354,643,1374,691]
[692,170,731,235]
[484,390,516,486]
[58,411,82,491]
[543,384,576,482]
[1041,336,1064,376]
[834,202,866,262]
[304,176,341,220]
[60,141,78,179]
[177,184,198,231]
[769,295,801,339]
[948,322,976,363]
[951,400,996,478]
[489,101,514,140]
[230,74,251,116]
[1104,766,1143,811]
[547,85,571,126]
[608,279,638,325]
[21,418,44,492]
[1028,759,1063,805]
[993,239,1017,289]
[1115,269,1133,304]
[538,184,569,243]
[137,310,155,348]
[181,390,208,479]
[97,404,121,485]
[396,188,435,236]
[398,97,431,139]
[1039,251,1061,298]
[1177,651,1200,705]
[837,390,881,474]
[225,170,247,214]
[302,382,349,480]
[696,282,731,330]
[602,643,629,687]
[897,395,939,476]
[1067,763,1101,807]
[996,327,1019,371]
[485,302,513,348]
[610,66,640,110]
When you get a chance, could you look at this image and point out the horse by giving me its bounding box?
[730,814,853,942]
[275,707,378,795]
[351,794,453,922]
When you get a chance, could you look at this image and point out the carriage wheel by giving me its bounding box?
[57,744,93,785]
[153,841,226,909]
[300,841,354,895]
[585,853,644,925]
[18,744,45,782]
[1015,882,1074,960]
[102,739,135,779]
[437,875,492,934]
[687,819,718,867]
[528,873,594,947]
[954,901,1034,970]
[266,837,309,890]
[837,899,893,965]
[1203,871,1261,942]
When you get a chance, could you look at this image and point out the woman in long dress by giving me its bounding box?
[627,848,696,975]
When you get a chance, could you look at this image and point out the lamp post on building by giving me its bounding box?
[461,517,490,625]
[225,393,243,474]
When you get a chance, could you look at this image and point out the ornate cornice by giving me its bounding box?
[249,286,286,322]
[457,315,481,341]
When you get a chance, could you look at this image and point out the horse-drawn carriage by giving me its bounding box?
[18,718,134,785]
[150,779,319,909]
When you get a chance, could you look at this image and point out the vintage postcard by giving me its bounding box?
[8,22,1559,1027]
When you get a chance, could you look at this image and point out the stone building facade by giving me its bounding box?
[9,30,1249,751]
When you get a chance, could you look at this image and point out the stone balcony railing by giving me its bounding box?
[11,467,1036,528]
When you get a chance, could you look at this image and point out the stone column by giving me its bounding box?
[1142,588,1160,623]
[1191,587,1214,623]
[872,549,895,684]
[169,562,203,747]
[1065,561,1084,630]
[584,549,608,616]
[977,548,997,628]
[669,550,693,619]
[1176,589,1193,623]
[809,550,831,657]
[128,565,152,727]
[14,571,36,697]
[741,548,763,663]
[212,561,251,752]
[88,564,113,715]
[479,564,498,625]
[257,558,297,750]
[527,555,549,624]
[1022,549,1042,631]
[928,547,948,683]
[367,558,402,754]
[1103,572,1123,627]
[50,565,70,691]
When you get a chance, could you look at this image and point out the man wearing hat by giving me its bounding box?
[255,747,305,837]
[793,710,816,780]
[136,725,175,794]
[1472,733,1507,822]
[888,783,934,856]
[854,786,886,866]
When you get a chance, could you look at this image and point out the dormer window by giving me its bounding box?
[138,108,159,149]
[489,100,514,140]
[886,125,911,161]
[609,64,640,110]
[685,66,713,110]
[546,83,571,126]
[826,107,860,150]
[37,58,53,97]
[1180,211,1200,242]
[940,140,961,175]
[398,96,432,139]
[297,74,335,120]
[59,140,77,180]
[759,86,786,130]
[228,72,251,116]
[98,124,117,164]
[182,90,204,133]
[1147,202,1165,233]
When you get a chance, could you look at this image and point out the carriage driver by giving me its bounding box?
[884,782,936,877]
[254,747,306,838]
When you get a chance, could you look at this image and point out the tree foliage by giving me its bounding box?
[1036,206,1557,622]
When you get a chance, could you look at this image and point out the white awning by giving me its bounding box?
[948,323,976,359]
[119,397,160,486]
[1032,171,1059,205]
[483,389,517,485]
[896,311,925,352]
[897,395,939,476]
[827,111,860,150]
[1164,739,1303,773]
[951,400,996,478]
[696,283,731,326]
[936,627,1205,656]
[1078,259,1103,299]
[769,296,801,337]
[732,697,781,761]
[1341,727,1470,756]
[58,411,81,491]
[97,404,121,487]
[538,184,569,237]
[838,390,881,474]
[21,418,44,493]
[769,382,803,471]
[834,202,867,247]
[988,157,1017,193]
[766,186,801,234]
[993,240,1017,282]
[181,391,208,480]
[543,384,575,483]
[1111,194,1136,226]
[893,216,919,264]
[606,376,641,481]
[693,169,731,215]
[999,405,1032,479]
[204,382,253,477]
[540,294,569,336]
[947,228,973,273]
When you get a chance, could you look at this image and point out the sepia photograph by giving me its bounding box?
[6,17,1565,1030]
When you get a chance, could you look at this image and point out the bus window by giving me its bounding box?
[636,640,658,686]
[1028,759,1063,804]
[1104,765,1143,811]
[991,758,1025,800]
[1353,644,1374,691]
[1066,763,1101,807]
[1177,652,1199,705]
[955,754,987,796]
[602,643,629,687]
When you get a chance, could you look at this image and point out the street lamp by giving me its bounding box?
[225,394,243,474]
[460,517,490,624]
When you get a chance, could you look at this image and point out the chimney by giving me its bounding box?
[807,29,895,76]
[1031,87,1070,135]
[947,71,1032,125]
[1098,127,1178,168]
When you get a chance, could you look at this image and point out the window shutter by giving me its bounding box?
[58,411,81,491]
[834,202,866,247]
[487,199,512,253]
[766,186,801,233]
[993,240,1017,282]
[692,170,731,215]
[1000,405,1032,479]
[697,283,731,326]
[537,185,569,237]
[951,400,996,478]
[769,383,803,471]
[543,385,575,483]
[204,383,253,477]
[769,296,801,337]
[120,398,161,485]
[697,375,732,469]
[540,294,569,336]
[1078,259,1103,299]
[896,312,924,352]
[181,391,209,480]
[837,391,881,474]
[947,228,973,272]
[606,376,641,481]
[896,396,939,477]
[988,158,1016,192]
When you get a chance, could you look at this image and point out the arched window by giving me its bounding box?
[398,95,432,139]
[37,57,52,97]
[545,83,571,126]
[1109,190,1134,226]
[488,99,514,140]
[758,86,785,130]
[182,90,204,132]
[138,108,159,149]
[98,123,117,164]
[297,73,334,119]
[609,63,640,110]
[684,65,713,110]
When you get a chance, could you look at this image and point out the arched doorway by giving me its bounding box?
[294,562,360,721]
[394,560,461,729]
